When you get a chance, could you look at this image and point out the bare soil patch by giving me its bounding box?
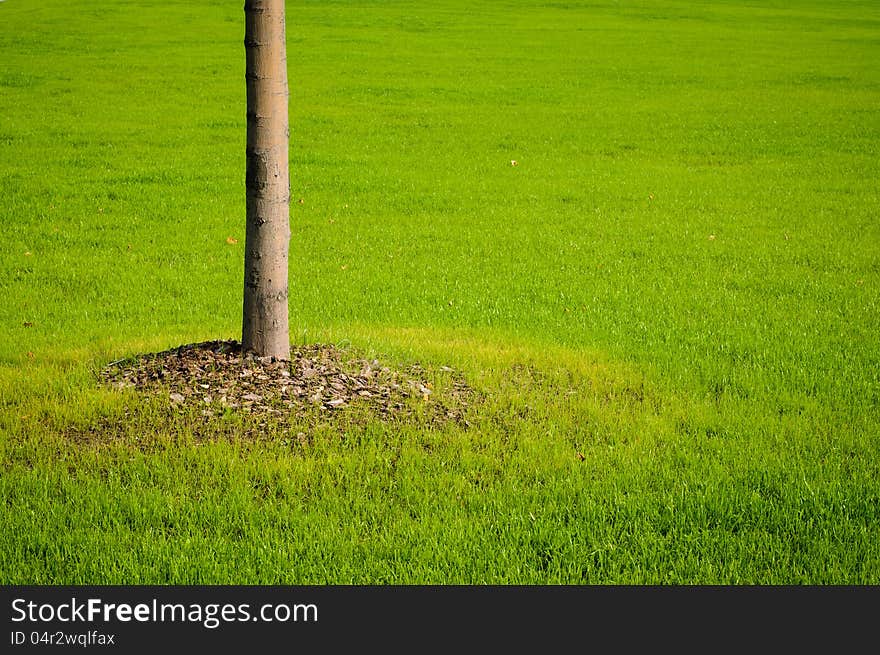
[99,340,474,428]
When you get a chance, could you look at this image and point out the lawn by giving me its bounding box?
[1,0,878,583]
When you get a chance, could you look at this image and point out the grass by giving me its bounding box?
[1,0,879,583]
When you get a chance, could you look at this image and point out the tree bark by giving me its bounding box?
[242,0,290,360]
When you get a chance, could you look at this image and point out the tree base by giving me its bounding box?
[100,340,474,427]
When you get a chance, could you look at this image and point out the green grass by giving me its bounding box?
[1,0,879,583]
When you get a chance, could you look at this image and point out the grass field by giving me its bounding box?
[1,0,879,583]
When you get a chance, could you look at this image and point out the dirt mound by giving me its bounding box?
[100,340,473,426]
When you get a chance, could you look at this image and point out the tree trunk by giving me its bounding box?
[242,0,290,360]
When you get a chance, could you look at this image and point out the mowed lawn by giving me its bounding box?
[1,0,878,583]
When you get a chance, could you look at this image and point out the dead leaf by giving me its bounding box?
[226,237,238,245]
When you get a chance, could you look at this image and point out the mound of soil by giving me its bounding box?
[100,340,473,425]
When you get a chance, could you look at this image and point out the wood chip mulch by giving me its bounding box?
[99,340,474,427]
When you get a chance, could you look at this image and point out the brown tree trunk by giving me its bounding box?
[242,0,290,360]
